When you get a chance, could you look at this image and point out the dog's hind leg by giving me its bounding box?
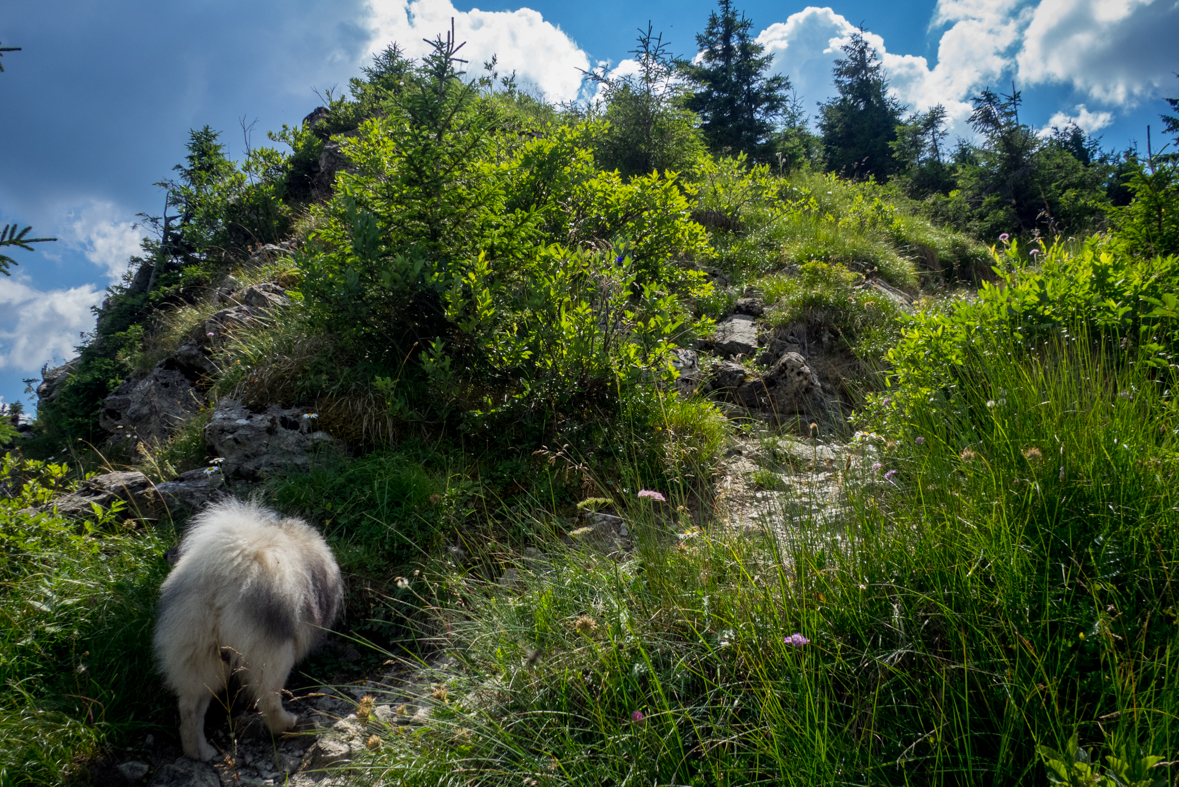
[254,642,299,734]
[178,691,218,761]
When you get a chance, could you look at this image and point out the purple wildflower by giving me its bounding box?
[871,462,882,472]
[638,489,666,502]
[915,436,925,446]
[631,710,644,723]
[882,398,891,407]
[999,233,1010,243]
[207,332,215,337]
[616,255,626,264]
[784,633,810,647]
[1030,249,1040,257]
[884,469,899,487]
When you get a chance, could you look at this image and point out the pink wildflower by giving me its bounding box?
[638,490,666,502]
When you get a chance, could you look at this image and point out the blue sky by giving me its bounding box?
[2,0,1177,411]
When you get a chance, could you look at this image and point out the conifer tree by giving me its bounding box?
[680,0,790,161]
[818,28,904,181]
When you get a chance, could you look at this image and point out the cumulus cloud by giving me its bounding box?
[0,277,102,372]
[1039,104,1115,137]
[755,7,976,136]
[1017,0,1179,105]
[58,200,145,283]
[363,0,590,102]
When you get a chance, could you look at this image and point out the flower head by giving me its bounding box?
[207,332,215,337]
[871,462,882,472]
[638,489,666,502]
[999,233,1010,243]
[631,710,644,723]
[1030,249,1040,257]
[915,436,925,445]
[784,633,810,647]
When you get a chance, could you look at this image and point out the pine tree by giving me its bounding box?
[680,0,791,161]
[818,28,905,181]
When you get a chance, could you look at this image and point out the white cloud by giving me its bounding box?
[1017,0,1179,105]
[1039,104,1115,137]
[756,7,976,137]
[363,0,590,102]
[0,276,102,372]
[58,200,145,283]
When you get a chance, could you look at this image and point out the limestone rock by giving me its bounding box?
[100,361,205,445]
[712,315,759,358]
[301,717,362,775]
[239,282,291,310]
[670,348,701,396]
[36,357,80,408]
[203,305,264,344]
[733,297,765,317]
[155,468,226,513]
[149,759,219,787]
[313,134,359,197]
[705,354,826,420]
[205,399,341,480]
[50,470,167,521]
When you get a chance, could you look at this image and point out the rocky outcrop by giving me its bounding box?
[704,352,828,421]
[36,357,80,408]
[313,131,360,197]
[205,399,341,480]
[100,361,205,446]
[49,470,167,521]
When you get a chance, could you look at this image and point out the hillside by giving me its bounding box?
[2,33,1179,787]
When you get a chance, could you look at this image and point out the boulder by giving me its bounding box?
[301,717,363,775]
[239,282,291,310]
[50,470,167,521]
[155,467,227,513]
[704,353,827,420]
[205,399,341,480]
[100,361,204,445]
[711,315,759,358]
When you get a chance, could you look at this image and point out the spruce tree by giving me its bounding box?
[818,28,905,181]
[680,0,790,161]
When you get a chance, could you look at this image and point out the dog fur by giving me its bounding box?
[154,498,344,761]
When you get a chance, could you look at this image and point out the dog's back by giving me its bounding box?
[154,498,343,760]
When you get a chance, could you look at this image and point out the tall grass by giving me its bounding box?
[0,457,170,785]
[342,328,1176,787]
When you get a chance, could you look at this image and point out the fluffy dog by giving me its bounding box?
[154,498,344,761]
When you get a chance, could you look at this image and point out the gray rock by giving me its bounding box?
[172,342,218,382]
[36,357,80,408]
[301,717,362,774]
[155,468,226,513]
[50,470,167,521]
[100,361,204,445]
[117,760,151,782]
[670,348,701,397]
[712,315,759,358]
[239,283,291,310]
[733,297,765,317]
[705,354,826,420]
[205,399,342,480]
[149,758,219,787]
[313,135,359,197]
[757,323,811,366]
[862,278,914,313]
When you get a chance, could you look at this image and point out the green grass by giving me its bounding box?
[334,324,1177,787]
[0,457,171,785]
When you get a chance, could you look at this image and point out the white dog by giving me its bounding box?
[154,498,344,761]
